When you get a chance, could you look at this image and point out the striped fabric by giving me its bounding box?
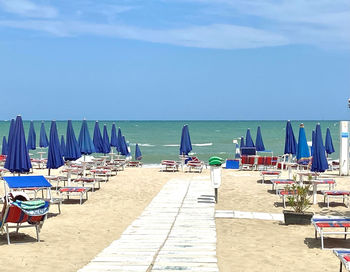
[316,222,350,228]
[323,191,350,196]
[59,187,87,193]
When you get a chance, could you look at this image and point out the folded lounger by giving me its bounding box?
[312,217,350,249]
[260,171,281,184]
[322,191,350,208]
[0,200,50,244]
[334,249,350,272]
[59,187,91,205]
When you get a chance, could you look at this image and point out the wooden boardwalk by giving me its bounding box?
[78,177,218,272]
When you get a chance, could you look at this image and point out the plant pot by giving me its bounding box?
[283,210,314,225]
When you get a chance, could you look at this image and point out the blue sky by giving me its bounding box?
[0,0,349,120]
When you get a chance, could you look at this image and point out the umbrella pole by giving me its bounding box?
[48,168,51,176]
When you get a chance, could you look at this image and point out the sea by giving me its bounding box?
[0,120,341,165]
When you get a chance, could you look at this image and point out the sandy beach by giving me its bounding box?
[0,167,349,271]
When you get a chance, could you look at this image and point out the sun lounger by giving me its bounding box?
[334,249,350,272]
[59,187,91,205]
[161,160,179,172]
[312,217,350,249]
[74,177,101,192]
[260,170,281,184]
[271,179,295,194]
[186,161,203,173]
[127,161,142,167]
[0,199,50,244]
[278,190,297,208]
[322,191,350,208]
[90,169,111,181]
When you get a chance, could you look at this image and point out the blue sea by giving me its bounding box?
[0,120,341,164]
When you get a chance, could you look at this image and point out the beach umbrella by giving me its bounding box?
[78,119,95,155]
[325,128,335,155]
[121,136,130,156]
[93,121,104,153]
[296,124,310,165]
[311,130,315,156]
[255,126,265,151]
[27,121,36,150]
[2,136,8,155]
[65,120,81,161]
[284,121,297,155]
[7,118,15,149]
[135,143,142,160]
[117,128,124,154]
[102,124,111,154]
[47,121,64,174]
[39,121,49,148]
[311,124,328,172]
[4,115,32,173]
[240,137,245,148]
[245,129,255,148]
[60,135,66,157]
[110,123,118,148]
[179,124,192,155]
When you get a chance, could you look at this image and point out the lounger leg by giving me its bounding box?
[80,194,82,205]
[345,227,347,240]
[283,196,286,208]
[58,202,61,214]
[6,224,10,245]
[315,229,317,239]
[340,261,343,272]
[321,231,324,249]
[36,225,40,242]
[16,223,19,233]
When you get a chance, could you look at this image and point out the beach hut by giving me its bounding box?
[4,115,32,174]
[93,121,104,153]
[47,121,64,175]
[27,121,36,150]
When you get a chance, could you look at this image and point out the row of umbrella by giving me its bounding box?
[3,117,142,174]
[240,127,265,151]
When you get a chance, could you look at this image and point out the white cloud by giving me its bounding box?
[0,0,58,18]
[0,20,289,49]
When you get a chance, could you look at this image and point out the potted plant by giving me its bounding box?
[283,181,314,225]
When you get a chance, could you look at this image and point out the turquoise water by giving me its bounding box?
[0,120,341,164]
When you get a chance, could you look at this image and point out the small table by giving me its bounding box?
[297,172,319,183]
[260,171,281,184]
[312,179,336,204]
[271,179,295,194]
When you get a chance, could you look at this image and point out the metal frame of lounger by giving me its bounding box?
[312,218,350,249]
[260,171,281,184]
[59,187,91,205]
[186,161,203,173]
[161,161,178,172]
[334,250,350,272]
[322,191,350,208]
[271,179,295,194]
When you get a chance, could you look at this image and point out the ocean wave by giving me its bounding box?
[163,144,180,147]
[137,143,155,147]
[192,143,213,147]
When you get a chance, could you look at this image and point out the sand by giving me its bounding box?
[0,167,349,271]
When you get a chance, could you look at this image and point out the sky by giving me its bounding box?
[0,0,349,120]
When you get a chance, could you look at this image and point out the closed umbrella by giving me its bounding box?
[135,144,142,160]
[60,135,66,157]
[255,126,265,151]
[325,127,335,155]
[179,124,192,155]
[240,137,245,148]
[311,130,315,156]
[65,120,81,161]
[120,136,130,156]
[110,123,118,148]
[47,121,64,175]
[311,124,328,173]
[2,136,8,155]
[39,121,49,148]
[78,119,95,155]
[102,124,111,154]
[7,119,15,150]
[284,121,297,155]
[93,121,104,153]
[27,120,36,150]
[245,129,255,148]
[117,128,123,154]
[4,115,32,173]
[296,124,310,165]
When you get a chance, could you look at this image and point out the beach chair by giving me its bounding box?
[322,191,350,208]
[161,160,178,172]
[260,170,281,184]
[127,161,142,167]
[186,160,203,173]
[74,177,101,192]
[334,249,350,272]
[271,179,295,194]
[278,189,297,208]
[0,198,50,244]
[312,217,350,249]
[59,187,91,205]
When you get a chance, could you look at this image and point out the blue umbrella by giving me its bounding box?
[7,118,15,150]
[245,129,255,148]
[240,137,245,148]
[78,120,95,155]
[311,130,315,156]
[65,120,81,161]
[27,121,36,150]
[2,136,8,155]
[135,143,142,160]
[296,124,310,165]
[255,126,265,151]
[110,123,118,147]
[117,128,123,154]
[93,121,104,153]
[60,135,66,157]
[39,121,49,148]
[47,121,64,174]
[284,121,297,155]
[5,115,32,173]
[121,136,130,156]
[325,127,335,155]
[311,124,328,172]
[102,125,111,154]
[179,124,192,155]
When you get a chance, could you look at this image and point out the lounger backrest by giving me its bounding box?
[241,156,248,164]
[265,157,272,165]
[257,157,264,165]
